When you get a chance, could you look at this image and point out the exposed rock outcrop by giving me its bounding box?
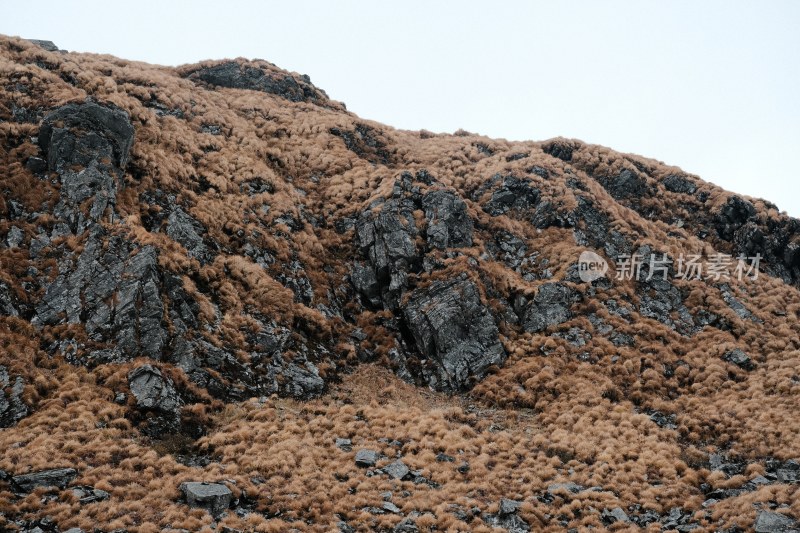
[402,276,506,391]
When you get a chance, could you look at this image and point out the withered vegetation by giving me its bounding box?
[1,35,799,532]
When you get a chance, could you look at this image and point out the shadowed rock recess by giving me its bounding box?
[1,35,799,532]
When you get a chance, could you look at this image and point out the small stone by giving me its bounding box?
[383,501,402,514]
[723,349,755,371]
[601,507,629,523]
[335,438,352,451]
[385,460,410,480]
[546,482,585,495]
[180,481,233,517]
[499,498,522,515]
[355,449,380,467]
[6,226,24,248]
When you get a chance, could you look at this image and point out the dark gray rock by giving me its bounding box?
[128,365,181,413]
[715,195,756,241]
[27,39,59,51]
[546,482,585,495]
[499,499,523,515]
[571,197,631,259]
[0,366,28,427]
[602,169,647,200]
[71,485,110,504]
[0,282,19,317]
[601,507,629,524]
[354,197,419,308]
[355,449,381,467]
[351,261,382,308]
[382,502,402,514]
[35,229,167,361]
[39,100,134,173]
[277,360,325,399]
[384,460,411,480]
[393,518,419,532]
[11,468,77,492]
[422,190,473,249]
[187,61,327,104]
[482,498,530,532]
[482,175,540,216]
[166,208,213,264]
[180,481,233,517]
[402,277,506,391]
[335,438,352,451]
[6,226,24,248]
[520,283,575,333]
[663,174,697,195]
[723,349,755,371]
[719,283,761,323]
[753,511,798,533]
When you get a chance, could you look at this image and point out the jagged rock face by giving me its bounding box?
[37,101,134,232]
[480,175,541,217]
[34,228,167,361]
[519,283,576,333]
[422,191,473,249]
[354,197,420,308]
[0,366,28,428]
[402,277,506,391]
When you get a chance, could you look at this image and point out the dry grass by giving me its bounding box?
[1,34,799,531]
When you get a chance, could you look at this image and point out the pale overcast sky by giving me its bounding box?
[3,0,799,216]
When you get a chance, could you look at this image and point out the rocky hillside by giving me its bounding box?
[1,35,799,532]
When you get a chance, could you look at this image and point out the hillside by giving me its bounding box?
[1,35,799,532]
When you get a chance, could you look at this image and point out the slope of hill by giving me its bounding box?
[1,35,799,532]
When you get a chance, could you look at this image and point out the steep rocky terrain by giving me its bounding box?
[1,35,799,532]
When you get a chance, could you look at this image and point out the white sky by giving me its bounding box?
[3,0,799,216]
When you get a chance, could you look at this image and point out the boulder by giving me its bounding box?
[754,511,797,533]
[128,365,181,413]
[355,449,381,467]
[402,277,506,391]
[180,481,233,517]
[384,460,411,480]
[601,507,630,524]
[71,486,110,504]
[354,198,420,307]
[186,61,327,104]
[0,282,19,317]
[11,468,77,492]
[663,175,697,195]
[482,498,530,532]
[39,101,134,173]
[723,349,755,371]
[27,39,60,51]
